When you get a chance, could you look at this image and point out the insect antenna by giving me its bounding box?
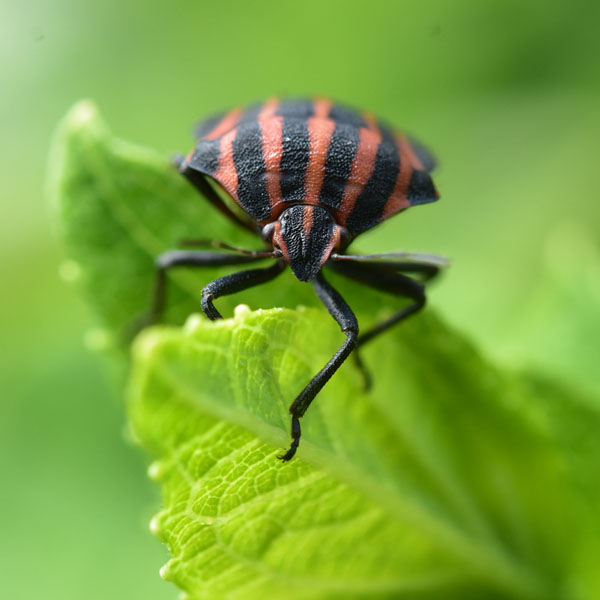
[178,238,281,259]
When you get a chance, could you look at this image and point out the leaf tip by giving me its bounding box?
[46,99,110,219]
[53,99,108,147]
[68,99,100,127]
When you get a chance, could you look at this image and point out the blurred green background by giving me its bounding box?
[1,1,599,598]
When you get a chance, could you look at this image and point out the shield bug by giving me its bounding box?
[144,98,446,461]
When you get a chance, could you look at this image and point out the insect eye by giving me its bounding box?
[261,223,275,242]
[338,226,351,247]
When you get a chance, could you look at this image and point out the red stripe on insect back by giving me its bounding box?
[334,125,382,224]
[302,204,314,240]
[212,127,239,200]
[258,98,284,213]
[381,137,414,220]
[362,111,379,132]
[396,134,426,171]
[203,107,243,140]
[313,98,332,119]
[304,99,335,205]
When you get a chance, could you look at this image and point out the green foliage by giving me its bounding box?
[52,102,600,600]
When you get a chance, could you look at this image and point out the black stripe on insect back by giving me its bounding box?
[275,98,314,119]
[239,102,264,124]
[407,168,438,205]
[194,110,227,139]
[279,116,311,205]
[345,123,400,235]
[232,113,271,221]
[189,139,220,175]
[407,135,436,172]
[318,122,360,210]
[327,103,368,129]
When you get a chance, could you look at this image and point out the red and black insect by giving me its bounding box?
[146,97,445,461]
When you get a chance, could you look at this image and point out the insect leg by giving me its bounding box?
[174,155,258,234]
[201,260,286,320]
[330,252,445,282]
[132,250,265,339]
[328,260,426,389]
[279,271,358,462]
[364,260,440,282]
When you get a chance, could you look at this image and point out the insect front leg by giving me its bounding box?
[330,252,445,282]
[149,250,263,323]
[279,271,359,462]
[200,260,286,320]
[124,250,266,342]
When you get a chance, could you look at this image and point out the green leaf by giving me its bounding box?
[51,102,600,600]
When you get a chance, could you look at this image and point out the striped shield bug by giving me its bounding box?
[143,98,446,461]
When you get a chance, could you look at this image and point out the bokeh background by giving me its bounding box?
[2,1,599,598]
